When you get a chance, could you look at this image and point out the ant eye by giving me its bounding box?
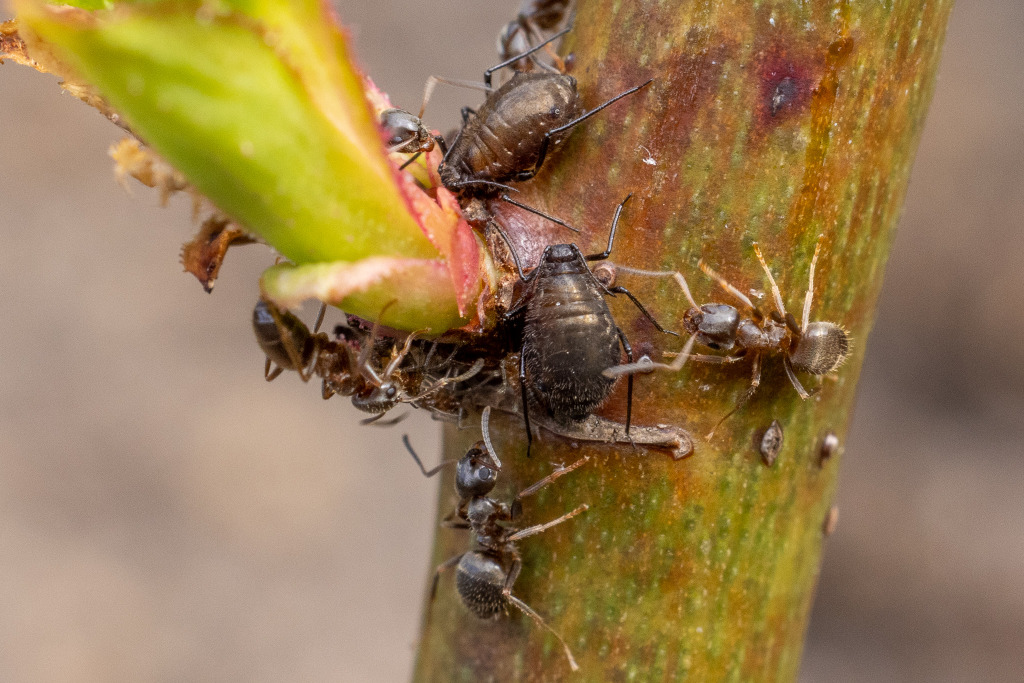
[386,386,398,399]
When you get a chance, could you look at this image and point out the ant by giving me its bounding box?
[492,194,676,456]
[403,407,589,671]
[252,299,484,423]
[604,236,851,438]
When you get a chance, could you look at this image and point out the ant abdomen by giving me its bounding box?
[456,551,511,619]
[789,322,850,375]
[252,300,314,371]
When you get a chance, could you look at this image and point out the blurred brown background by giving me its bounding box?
[0,1,1020,681]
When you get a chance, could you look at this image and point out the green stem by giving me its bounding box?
[414,0,953,680]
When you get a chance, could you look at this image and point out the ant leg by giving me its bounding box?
[515,456,589,501]
[706,353,762,440]
[506,594,580,672]
[605,285,678,336]
[360,411,407,427]
[411,359,485,404]
[699,260,758,313]
[524,79,656,182]
[430,553,464,602]
[498,194,580,233]
[783,356,813,400]
[460,106,477,123]
[520,350,534,458]
[264,357,284,382]
[264,299,316,381]
[752,243,788,321]
[603,334,698,378]
[802,235,825,331]
[506,504,589,543]
[313,303,326,333]
[321,379,334,400]
[382,327,428,380]
[484,26,571,87]
[615,327,634,436]
[402,434,459,477]
[586,193,633,261]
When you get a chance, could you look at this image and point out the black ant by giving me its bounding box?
[403,407,589,671]
[492,194,676,456]
[605,236,851,438]
[252,299,484,423]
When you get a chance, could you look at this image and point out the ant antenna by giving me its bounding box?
[698,259,757,312]
[752,243,788,321]
[480,406,502,469]
[401,434,458,477]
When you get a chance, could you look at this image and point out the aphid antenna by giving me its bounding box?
[545,79,655,143]
[484,25,572,87]
[498,193,580,233]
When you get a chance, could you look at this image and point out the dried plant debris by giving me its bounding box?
[181,216,255,292]
[110,138,199,209]
[758,419,784,467]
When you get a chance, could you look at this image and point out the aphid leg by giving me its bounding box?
[430,553,464,602]
[484,25,571,87]
[698,260,758,314]
[519,351,534,457]
[523,79,655,183]
[585,193,633,261]
[706,352,762,440]
[615,327,635,437]
[490,220,535,283]
[605,285,677,335]
[460,106,477,123]
[515,456,590,501]
[313,303,326,333]
[264,357,284,382]
[505,594,580,672]
[752,243,788,320]
[783,356,813,400]
[498,193,580,233]
[802,235,825,331]
[505,504,589,543]
[402,434,459,477]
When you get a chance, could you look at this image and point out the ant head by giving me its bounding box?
[351,381,401,415]
[455,442,498,498]
[684,303,740,351]
[379,108,431,153]
[789,322,850,375]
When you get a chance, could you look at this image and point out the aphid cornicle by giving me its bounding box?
[403,408,589,672]
[605,235,851,438]
[494,194,676,455]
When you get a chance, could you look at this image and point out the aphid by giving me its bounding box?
[605,235,851,438]
[818,430,839,468]
[252,299,484,422]
[822,505,839,536]
[439,29,652,196]
[403,408,589,672]
[494,194,676,455]
[759,419,784,466]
